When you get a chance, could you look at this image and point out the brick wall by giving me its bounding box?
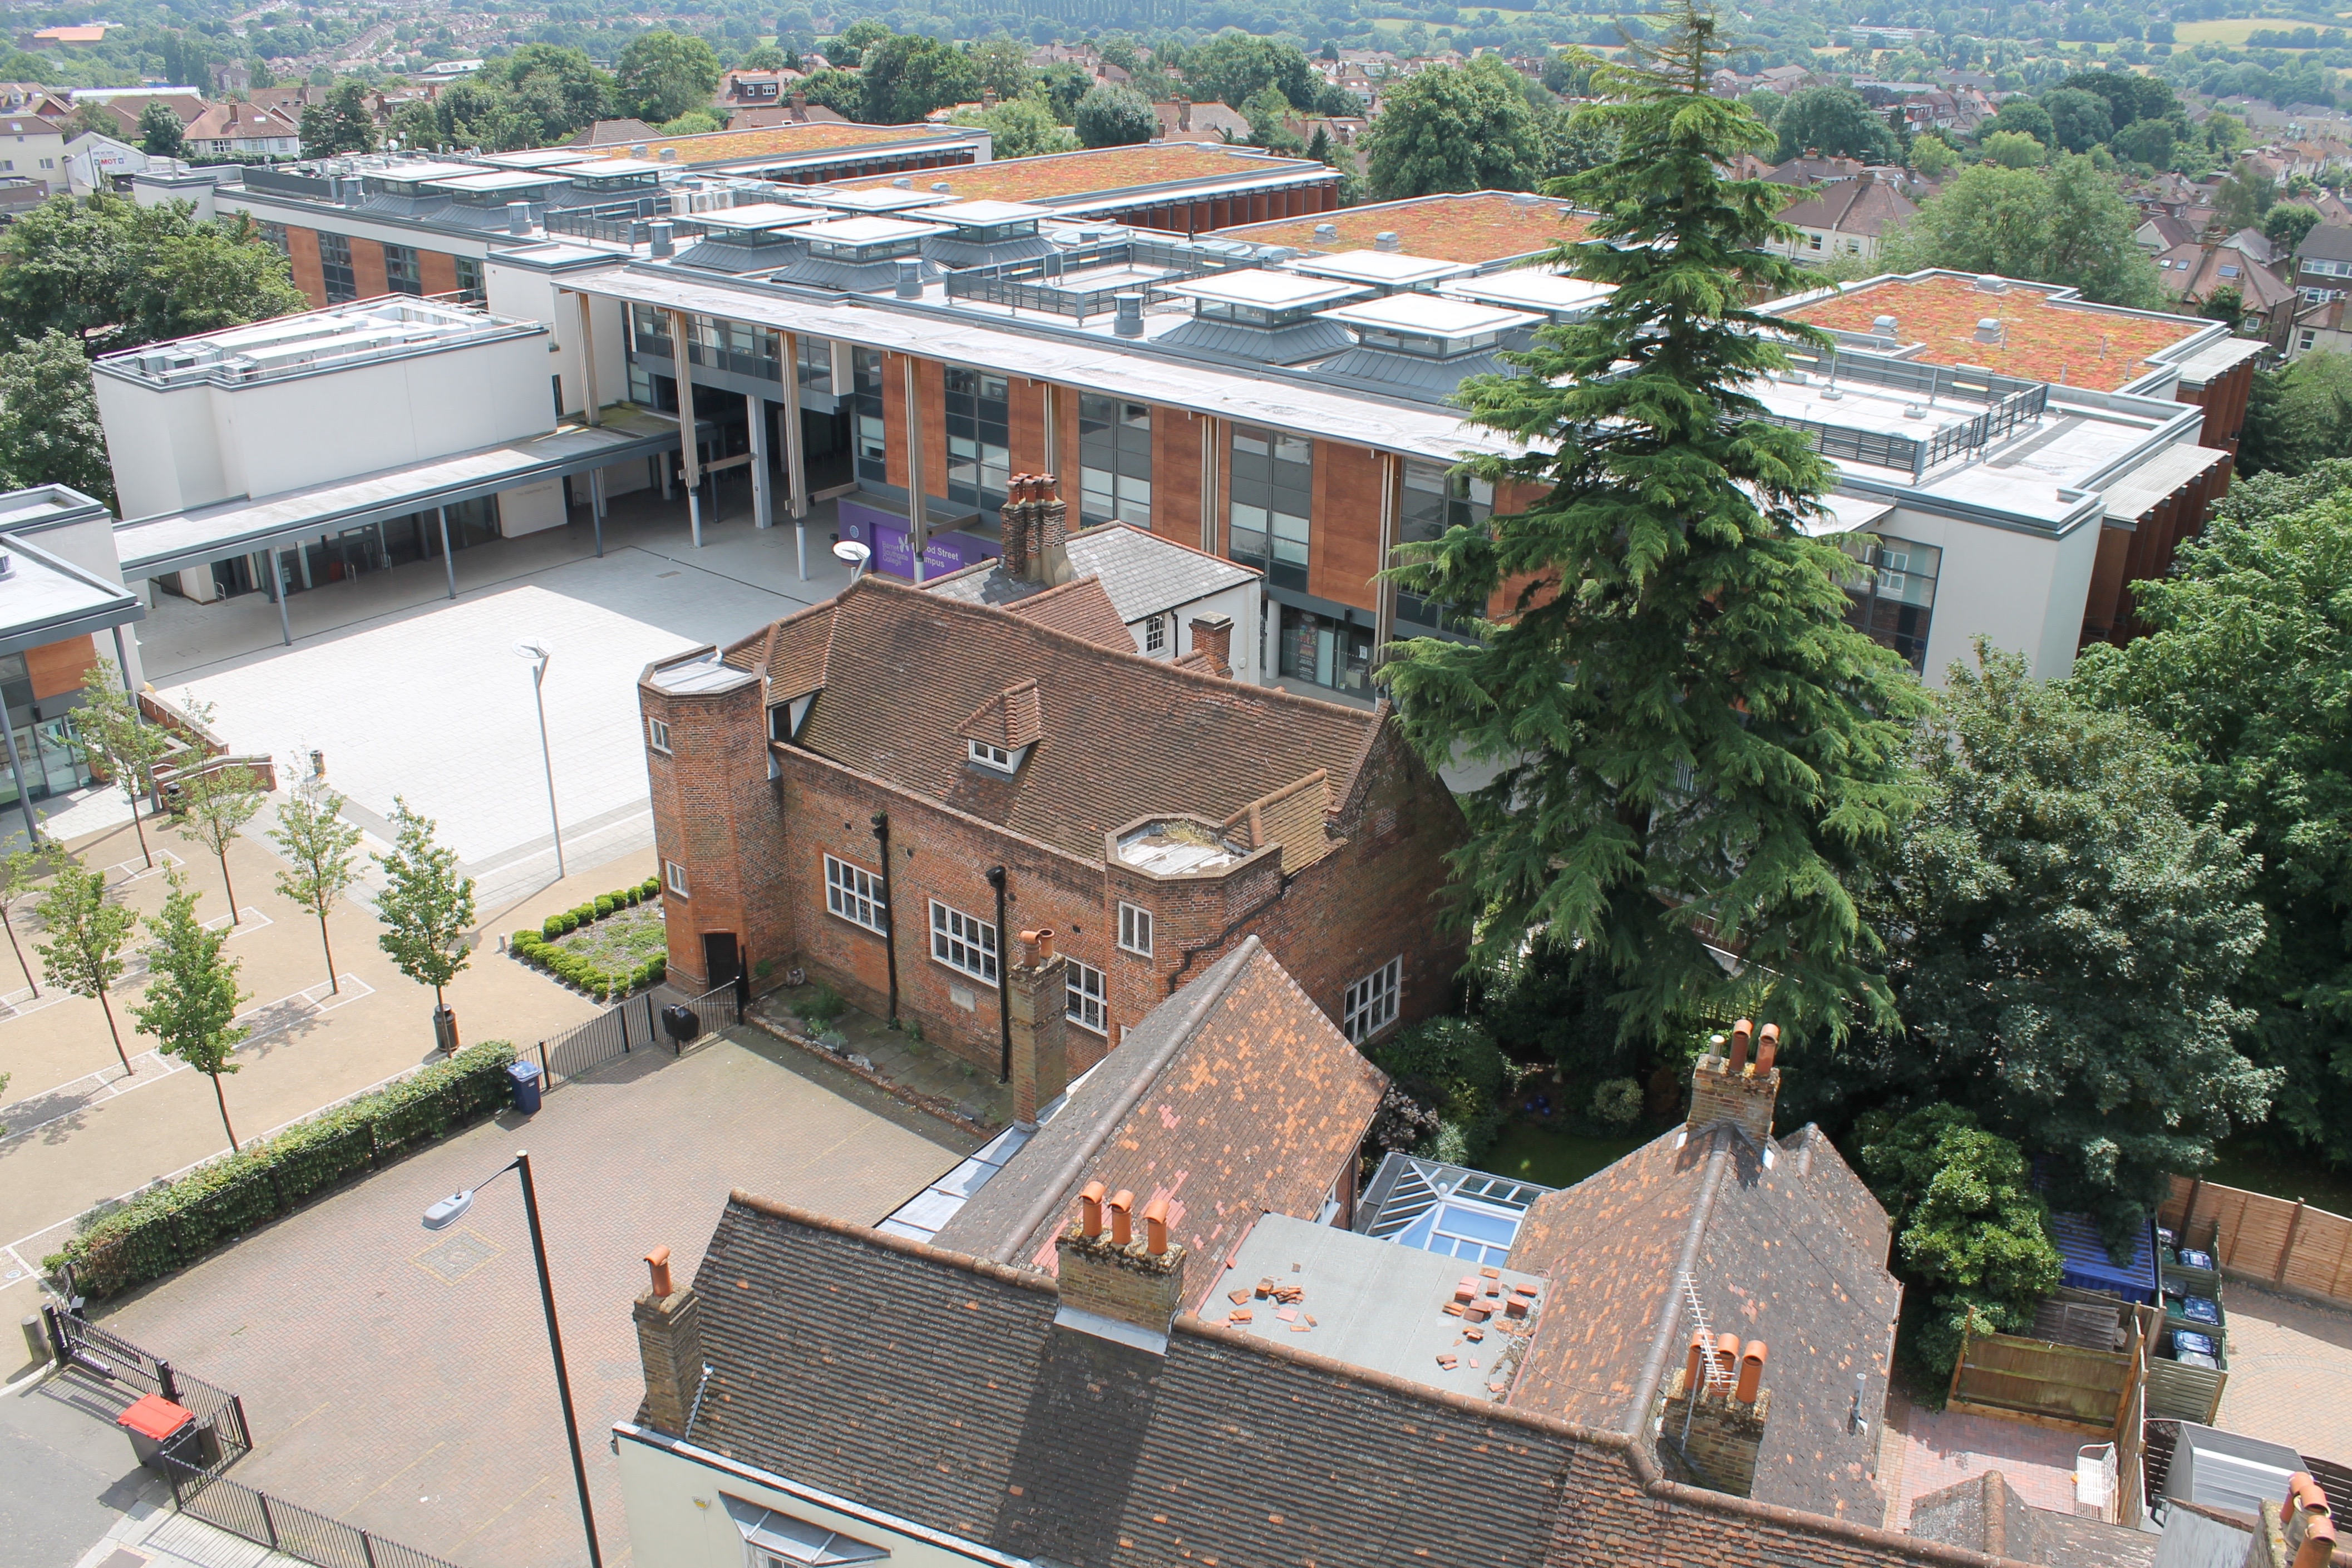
[1056,1227,1185,1330]
[351,235,388,300]
[1687,1057,1781,1142]
[1661,1375,1770,1497]
[418,250,458,297]
[1310,440,1387,612]
[285,225,325,307]
[1154,407,1206,552]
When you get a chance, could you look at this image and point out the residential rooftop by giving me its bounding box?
[1207,189,1593,265]
[830,141,1330,208]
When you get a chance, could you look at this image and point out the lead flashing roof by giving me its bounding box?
[805,184,953,214]
[1286,249,1476,288]
[1161,269,1369,309]
[693,201,830,231]
[1441,269,1616,318]
[422,168,569,194]
[923,198,1053,226]
[1317,294,1542,337]
[798,214,948,244]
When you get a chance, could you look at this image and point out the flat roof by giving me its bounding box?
[114,407,682,578]
[93,297,542,391]
[1162,269,1369,309]
[366,160,485,185]
[830,142,1331,208]
[1776,273,2211,393]
[0,531,142,655]
[1442,269,1616,318]
[805,185,953,214]
[1318,295,1540,336]
[0,484,110,534]
[1287,249,1475,288]
[426,169,571,194]
[924,199,1053,226]
[1205,1213,1549,1403]
[473,148,595,170]
[694,202,830,232]
[569,157,668,179]
[1209,189,1594,265]
[567,265,1518,465]
[576,120,972,169]
[801,215,948,245]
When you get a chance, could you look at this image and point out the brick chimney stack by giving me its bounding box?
[1661,1334,1771,1497]
[632,1245,704,1436]
[791,90,807,121]
[1188,614,1234,677]
[2259,1473,2339,1568]
[1055,1175,1185,1343]
[1176,92,1191,131]
[1000,474,1036,581]
[1036,472,1072,585]
[1008,926,1070,1127]
[1686,1018,1783,1143]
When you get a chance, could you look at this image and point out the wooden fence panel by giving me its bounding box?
[1951,1332,2131,1432]
[2158,1175,2352,1308]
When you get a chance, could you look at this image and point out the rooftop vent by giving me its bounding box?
[931,181,952,193]
[1114,292,1143,337]
[894,256,923,298]
[658,147,678,161]
[1313,221,1338,241]
[0,550,14,580]
[1872,313,1899,338]
[506,199,531,236]
[1374,230,1401,253]
[1975,274,2008,293]
[1974,317,2003,344]
[1510,191,1544,206]
[648,220,673,259]
[630,144,648,157]
[891,176,911,188]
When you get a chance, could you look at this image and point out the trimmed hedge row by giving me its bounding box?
[512,926,664,1000]
[540,877,660,939]
[52,1041,518,1299]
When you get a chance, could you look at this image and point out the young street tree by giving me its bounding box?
[130,871,251,1152]
[171,761,268,924]
[71,659,174,871]
[0,845,48,998]
[1379,0,1926,1048]
[374,797,475,1032]
[270,774,363,992]
[34,857,137,1075]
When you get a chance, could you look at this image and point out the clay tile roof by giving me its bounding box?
[931,935,1387,1298]
[998,574,1131,650]
[1226,768,1333,872]
[959,678,1043,749]
[729,576,1382,862]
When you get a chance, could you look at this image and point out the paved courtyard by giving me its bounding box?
[86,1027,969,1568]
[2215,1280,2352,1461]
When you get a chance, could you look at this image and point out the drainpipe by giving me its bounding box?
[987,865,1010,1082]
[871,812,899,1025]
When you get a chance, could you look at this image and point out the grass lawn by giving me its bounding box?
[1481,1115,1650,1189]
[2202,1133,2352,1217]
[2173,16,2329,43]
[554,901,668,972]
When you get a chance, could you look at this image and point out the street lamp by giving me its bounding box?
[512,638,566,880]
[421,1151,601,1568]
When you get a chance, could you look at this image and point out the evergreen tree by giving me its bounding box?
[130,871,251,1152]
[34,857,136,1076]
[270,773,364,994]
[374,797,475,1016]
[1378,0,1927,1049]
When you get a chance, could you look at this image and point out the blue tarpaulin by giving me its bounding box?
[2047,1213,2161,1304]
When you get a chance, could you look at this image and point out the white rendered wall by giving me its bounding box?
[498,477,566,535]
[483,259,631,423]
[1873,505,2099,684]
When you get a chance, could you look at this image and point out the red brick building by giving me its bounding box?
[638,572,1466,1071]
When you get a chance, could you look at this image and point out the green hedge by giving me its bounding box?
[539,880,658,941]
[512,925,665,1002]
[52,1041,519,1299]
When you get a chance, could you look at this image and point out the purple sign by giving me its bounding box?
[839,498,999,581]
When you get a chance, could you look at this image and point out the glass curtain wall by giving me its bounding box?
[1394,459,1491,635]
[1228,423,1311,591]
[1078,395,1151,529]
[944,368,1010,514]
[852,348,888,485]
[1837,534,1941,671]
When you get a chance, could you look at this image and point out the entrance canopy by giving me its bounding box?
[0,530,143,657]
[114,407,685,579]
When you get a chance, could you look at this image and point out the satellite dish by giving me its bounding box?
[833,538,872,581]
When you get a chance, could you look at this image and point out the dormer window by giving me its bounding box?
[969,739,1016,772]
[959,678,1041,776]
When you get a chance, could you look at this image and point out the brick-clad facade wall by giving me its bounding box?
[24,634,96,700]
[1310,440,1387,612]
[285,225,326,308]
[916,356,949,500]
[1153,405,1206,550]
[418,249,459,297]
[880,352,910,489]
[350,236,388,301]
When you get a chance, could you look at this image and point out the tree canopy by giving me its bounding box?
[615,29,722,125]
[2237,352,2352,478]
[948,96,1076,159]
[0,194,306,352]
[1378,0,1926,1050]
[1072,83,1156,149]
[1360,56,1545,203]
[0,329,114,501]
[1771,85,1899,163]
[1878,156,2161,308]
[859,33,979,125]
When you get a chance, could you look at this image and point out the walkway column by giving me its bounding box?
[747,391,773,531]
[1,714,38,845]
[573,290,601,426]
[781,331,808,583]
[590,469,606,558]
[668,309,702,549]
[269,546,293,645]
[111,626,137,698]
[437,506,456,599]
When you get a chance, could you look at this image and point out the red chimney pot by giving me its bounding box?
[1142,1195,1170,1255]
[1108,1188,1135,1246]
[1756,1023,1780,1074]
[1736,1340,1767,1404]
[645,1245,673,1298]
[1078,1180,1106,1239]
[1728,1019,1753,1073]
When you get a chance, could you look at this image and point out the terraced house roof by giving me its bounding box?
[1209,189,1594,265]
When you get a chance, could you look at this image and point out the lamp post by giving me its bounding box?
[422,1151,601,1568]
[513,638,566,880]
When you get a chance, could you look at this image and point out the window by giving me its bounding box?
[1279,604,1373,692]
[1143,614,1165,653]
[796,334,834,396]
[1067,959,1107,1034]
[452,254,482,303]
[1117,901,1153,958]
[824,854,887,934]
[2302,329,2320,351]
[665,859,690,898]
[1836,534,1941,672]
[39,156,53,170]
[383,242,421,295]
[1396,459,1490,634]
[317,231,356,303]
[646,716,671,753]
[944,366,1010,512]
[967,739,1016,772]
[257,220,289,258]
[930,900,998,984]
[1807,232,1823,251]
[1344,956,1402,1043]
[1078,394,1152,528]
[724,1494,888,1566]
[1228,424,1311,591]
[851,347,887,483]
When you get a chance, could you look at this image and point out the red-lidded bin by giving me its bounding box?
[116,1393,195,1470]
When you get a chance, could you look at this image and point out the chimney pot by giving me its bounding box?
[645,1245,673,1298]
[1756,1023,1780,1074]
[1108,1189,1136,1246]
[2295,1519,2338,1568]
[2290,1473,2330,1516]
[1142,1195,1170,1255]
[1020,926,1055,964]
[1728,1019,1753,1073]
[1715,1332,1739,1383]
[1735,1340,1767,1403]
[1683,1329,1707,1393]
[1079,1180,1106,1237]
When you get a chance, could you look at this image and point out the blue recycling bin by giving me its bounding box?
[507,1059,544,1115]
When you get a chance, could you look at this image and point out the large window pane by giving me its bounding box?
[1837,534,1940,671]
[1078,394,1151,529]
[1229,423,1310,590]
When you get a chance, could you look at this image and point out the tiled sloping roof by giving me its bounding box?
[1911,1472,2156,1568]
[2139,213,2200,250]
[1234,768,1335,873]
[1781,1123,1891,1265]
[732,576,1380,862]
[1778,175,1917,238]
[999,574,1132,649]
[931,936,1387,1299]
[739,604,834,701]
[924,523,1260,625]
[959,678,1043,748]
[2297,222,2352,263]
[1505,1121,1901,1525]
[682,1195,1577,1568]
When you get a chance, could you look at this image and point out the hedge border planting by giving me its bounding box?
[52,1040,518,1299]
[513,878,665,1000]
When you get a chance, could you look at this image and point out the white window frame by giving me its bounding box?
[930,899,998,985]
[647,716,672,753]
[824,853,887,935]
[665,859,690,898]
[1067,959,1107,1034]
[1117,901,1153,958]
[968,739,1015,773]
[1343,955,1402,1043]
[1143,614,1166,653]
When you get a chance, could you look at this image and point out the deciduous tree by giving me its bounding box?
[1771,85,1899,163]
[2237,351,2352,477]
[297,82,377,156]
[137,101,184,159]
[858,33,978,125]
[947,96,1075,159]
[130,871,251,1151]
[0,845,47,998]
[1072,83,1156,149]
[1878,156,2161,307]
[0,329,114,502]
[34,857,136,1075]
[171,761,267,924]
[270,773,363,993]
[70,659,174,872]
[1379,0,1927,1050]
[374,797,474,1015]
[1360,56,1544,201]
[616,29,722,125]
